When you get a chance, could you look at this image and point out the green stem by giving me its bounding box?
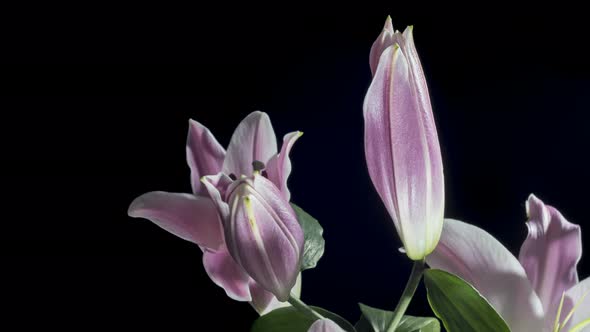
[288,295,324,321]
[386,260,426,332]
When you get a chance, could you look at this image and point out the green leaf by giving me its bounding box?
[355,303,439,332]
[291,203,325,270]
[396,316,440,332]
[251,306,356,332]
[424,269,510,332]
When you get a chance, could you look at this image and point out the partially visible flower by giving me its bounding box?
[202,173,303,301]
[426,194,589,331]
[128,111,302,314]
[308,318,346,332]
[364,17,444,260]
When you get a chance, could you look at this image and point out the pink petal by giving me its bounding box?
[249,279,289,315]
[308,319,346,332]
[369,16,396,76]
[563,277,590,331]
[203,249,252,301]
[128,191,223,250]
[518,194,582,320]
[426,218,545,331]
[363,42,444,259]
[400,26,433,122]
[201,173,234,222]
[265,131,302,201]
[186,119,225,195]
[249,273,301,315]
[222,111,278,178]
[225,175,303,301]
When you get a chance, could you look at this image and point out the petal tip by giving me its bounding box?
[384,15,394,31]
[127,193,150,218]
[527,193,540,202]
[406,25,415,38]
[127,200,140,218]
[525,194,545,219]
[187,118,205,132]
[251,110,269,120]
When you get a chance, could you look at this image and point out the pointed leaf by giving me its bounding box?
[355,303,439,332]
[396,316,440,332]
[251,306,356,332]
[291,203,325,270]
[424,269,510,332]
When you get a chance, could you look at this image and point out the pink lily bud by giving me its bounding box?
[204,173,304,302]
[364,18,445,260]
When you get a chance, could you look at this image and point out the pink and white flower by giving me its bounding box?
[128,111,302,314]
[365,17,445,260]
[427,194,589,331]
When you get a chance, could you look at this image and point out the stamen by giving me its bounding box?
[553,291,566,332]
[568,318,590,332]
[560,288,590,330]
[252,160,265,172]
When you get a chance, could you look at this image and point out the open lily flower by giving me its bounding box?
[426,194,589,331]
[128,111,302,315]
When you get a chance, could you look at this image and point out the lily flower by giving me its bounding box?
[364,17,445,260]
[426,194,589,331]
[128,111,302,315]
[201,173,303,302]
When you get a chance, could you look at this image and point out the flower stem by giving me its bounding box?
[386,259,426,332]
[288,294,324,321]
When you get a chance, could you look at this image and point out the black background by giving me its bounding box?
[2,5,589,331]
